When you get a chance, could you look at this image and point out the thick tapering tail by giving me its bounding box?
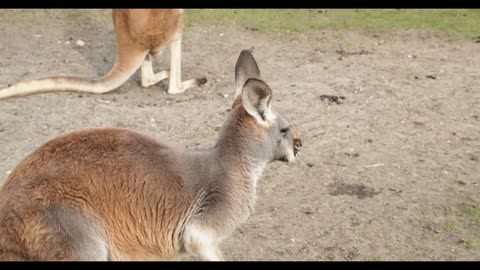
[0,49,149,100]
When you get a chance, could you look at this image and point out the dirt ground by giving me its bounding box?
[0,10,479,261]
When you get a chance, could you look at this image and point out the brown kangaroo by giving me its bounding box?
[0,9,206,100]
[0,50,302,261]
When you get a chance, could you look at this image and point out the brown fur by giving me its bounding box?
[0,128,193,260]
[113,9,183,51]
[232,97,243,109]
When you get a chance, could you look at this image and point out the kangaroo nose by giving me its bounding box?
[293,137,302,156]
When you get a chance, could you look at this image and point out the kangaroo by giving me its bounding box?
[0,9,206,100]
[0,50,302,261]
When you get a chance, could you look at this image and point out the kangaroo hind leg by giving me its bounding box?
[31,206,110,261]
[167,32,207,94]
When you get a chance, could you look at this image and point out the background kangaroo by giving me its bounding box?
[0,9,206,100]
[0,50,302,261]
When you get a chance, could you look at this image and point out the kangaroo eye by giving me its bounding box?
[280,127,289,134]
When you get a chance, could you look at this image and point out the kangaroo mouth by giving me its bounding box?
[279,150,296,163]
[278,138,302,163]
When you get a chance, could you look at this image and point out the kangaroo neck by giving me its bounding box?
[213,109,271,191]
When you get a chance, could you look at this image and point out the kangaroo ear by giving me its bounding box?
[241,78,274,126]
[235,49,260,100]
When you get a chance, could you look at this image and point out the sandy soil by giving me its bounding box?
[0,10,479,261]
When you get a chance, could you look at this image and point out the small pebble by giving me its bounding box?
[76,40,86,47]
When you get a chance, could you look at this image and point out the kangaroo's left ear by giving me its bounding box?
[241,78,275,126]
[234,49,261,100]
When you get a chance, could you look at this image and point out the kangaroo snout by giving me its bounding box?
[293,137,302,156]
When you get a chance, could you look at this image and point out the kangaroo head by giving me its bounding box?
[229,50,302,163]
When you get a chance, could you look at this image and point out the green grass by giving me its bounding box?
[423,217,437,227]
[366,255,383,261]
[185,9,480,38]
[4,9,479,38]
[444,219,458,232]
[384,88,397,96]
[463,239,475,250]
[421,206,480,254]
[460,205,480,228]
